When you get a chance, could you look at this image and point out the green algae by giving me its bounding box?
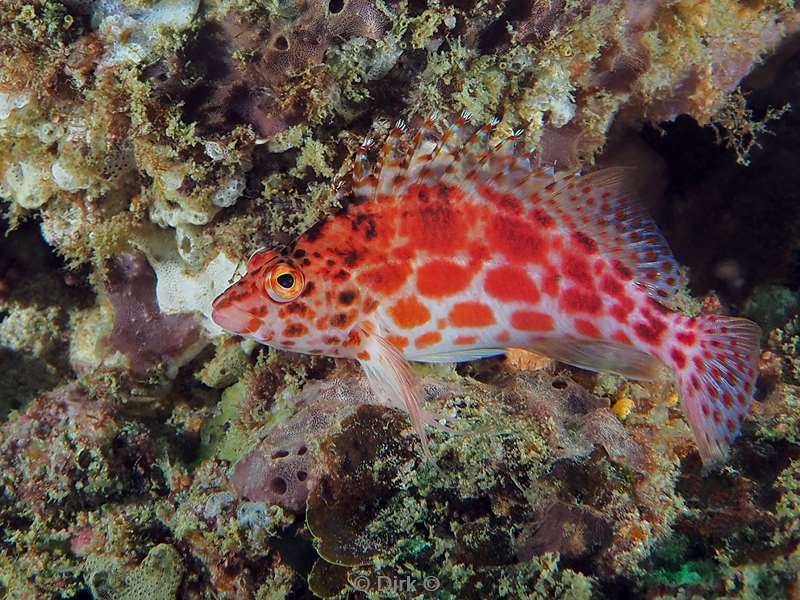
[198,380,255,463]
[644,533,720,590]
[743,285,800,338]
[771,316,800,384]
[86,544,184,600]
[196,337,251,389]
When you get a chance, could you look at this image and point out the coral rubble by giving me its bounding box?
[1,0,800,597]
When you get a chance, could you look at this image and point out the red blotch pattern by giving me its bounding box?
[387,335,409,349]
[511,311,555,331]
[612,260,634,280]
[283,322,309,338]
[244,318,261,334]
[562,253,593,286]
[670,347,687,369]
[613,330,632,345]
[531,208,555,228]
[484,266,540,303]
[575,319,601,338]
[600,275,623,298]
[389,296,431,329]
[487,214,548,264]
[449,302,496,327]
[415,331,442,349]
[357,262,411,295]
[400,184,470,255]
[633,309,666,344]
[479,184,523,214]
[571,231,598,254]
[542,271,560,297]
[560,288,603,315]
[609,296,635,323]
[417,260,476,297]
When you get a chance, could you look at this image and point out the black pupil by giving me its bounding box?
[276,273,295,289]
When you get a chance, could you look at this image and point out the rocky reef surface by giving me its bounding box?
[2,0,800,598]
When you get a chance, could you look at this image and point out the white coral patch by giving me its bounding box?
[138,232,243,336]
[96,0,200,68]
[150,197,220,227]
[1,160,54,209]
[149,168,223,227]
[0,91,30,120]
[51,159,90,192]
[158,168,186,192]
[175,223,212,266]
[211,173,246,208]
[40,203,83,247]
[204,141,225,161]
[519,61,577,129]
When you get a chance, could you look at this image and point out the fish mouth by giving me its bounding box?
[211,292,252,335]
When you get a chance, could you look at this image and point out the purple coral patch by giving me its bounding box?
[104,252,201,377]
[228,376,380,513]
[230,438,316,513]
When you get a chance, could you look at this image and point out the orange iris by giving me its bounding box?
[266,263,305,302]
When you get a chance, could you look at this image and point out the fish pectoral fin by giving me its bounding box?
[356,325,432,459]
[527,337,663,381]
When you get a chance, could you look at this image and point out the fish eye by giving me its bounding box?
[276,273,294,289]
[267,264,304,302]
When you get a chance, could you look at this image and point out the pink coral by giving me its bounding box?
[479,0,603,51]
[532,1,799,167]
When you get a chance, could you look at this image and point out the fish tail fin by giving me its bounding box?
[671,315,761,467]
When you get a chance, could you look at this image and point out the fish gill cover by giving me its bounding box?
[1,0,800,598]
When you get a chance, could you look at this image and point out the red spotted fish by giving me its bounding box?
[212,114,761,466]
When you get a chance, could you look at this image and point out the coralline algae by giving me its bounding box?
[1,0,800,598]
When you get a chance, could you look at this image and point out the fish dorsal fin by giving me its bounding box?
[539,167,682,306]
[408,111,478,186]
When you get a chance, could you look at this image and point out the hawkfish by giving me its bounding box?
[212,114,761,466]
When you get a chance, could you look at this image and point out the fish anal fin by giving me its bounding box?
[412,347,507,363]
[527,337,664,381]
[356,324,432,459]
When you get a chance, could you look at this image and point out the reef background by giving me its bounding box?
[2,0,800,598]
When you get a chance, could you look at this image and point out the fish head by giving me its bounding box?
[211,249,294,340]
[211,246,352,356]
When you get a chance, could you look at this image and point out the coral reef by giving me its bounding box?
[181,0,388,137]
[1,0,800,597]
